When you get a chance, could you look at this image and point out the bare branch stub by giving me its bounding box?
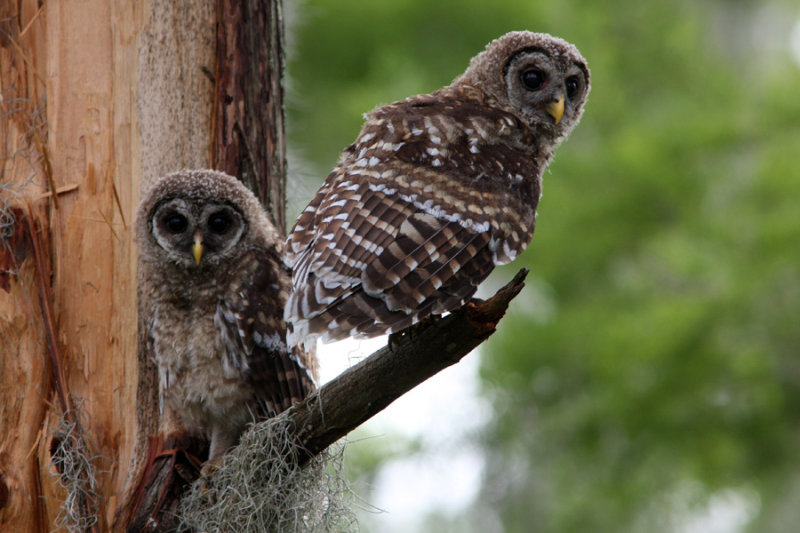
[288,268,529,463]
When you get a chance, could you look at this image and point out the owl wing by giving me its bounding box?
[285,165,496,345]
[216,248,316,416]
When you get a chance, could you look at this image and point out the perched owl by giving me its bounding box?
[285,31,590,348]
[136,169,316,460]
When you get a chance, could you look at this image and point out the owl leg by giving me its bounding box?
[207,424,237,461]
[208,423,246,461]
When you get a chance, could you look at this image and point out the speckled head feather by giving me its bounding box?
[454,31,590,93]
[453,31,590,140]
[137,169,284,266]
[285,32,590,348]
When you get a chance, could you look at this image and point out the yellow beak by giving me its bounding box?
[192,232,203,265]
[546,94,565,125]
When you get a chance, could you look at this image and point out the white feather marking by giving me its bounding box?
[367,183,398,196]
[321,273,358,290]
[390,191,489,233]
[300,292,312,317]
[489,238,518,265]
[503,241,518,261]
[423,117,438,133]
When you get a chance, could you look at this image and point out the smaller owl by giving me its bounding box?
[285,31,590,347]
[136,169,316,460]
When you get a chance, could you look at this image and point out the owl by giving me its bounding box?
[285,31,590,348]
[136,169,316,460]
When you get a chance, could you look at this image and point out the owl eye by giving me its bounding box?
[520,68,545,91]
[208,212,232,234]
[566,76,580,99]
[164,213,188,234]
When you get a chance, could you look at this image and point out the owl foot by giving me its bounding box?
[388,313,443,350]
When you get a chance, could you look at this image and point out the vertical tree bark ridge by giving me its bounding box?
[0,209,50,533]
[214,0,288,233]
[1,3,53,531]
[39,1,145,530]
[138,0,216,189]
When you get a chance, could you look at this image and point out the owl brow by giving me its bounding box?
[572,61,589,83]
[151,197,183,221]
[502,46,549,81]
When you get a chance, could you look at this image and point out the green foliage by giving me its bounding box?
[288,0,800,531]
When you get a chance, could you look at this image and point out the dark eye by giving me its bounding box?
[520,69,545,91]
[208,212,231,234]
[566,76,580,99]
[164,213,188,234]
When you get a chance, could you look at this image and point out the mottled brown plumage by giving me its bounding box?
[136,169,316,460]
[285,31,590,347]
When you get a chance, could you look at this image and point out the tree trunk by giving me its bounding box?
[0,0,218,530]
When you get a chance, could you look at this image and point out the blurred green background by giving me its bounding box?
[286,0,800,531]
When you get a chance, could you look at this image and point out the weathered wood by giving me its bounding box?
[43,2,144,530]
[1,1,217,531]
[1,3,60,531]
[0,209,50,533]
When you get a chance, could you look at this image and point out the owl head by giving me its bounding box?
[136,169,281,272]
[453,31,590,142]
